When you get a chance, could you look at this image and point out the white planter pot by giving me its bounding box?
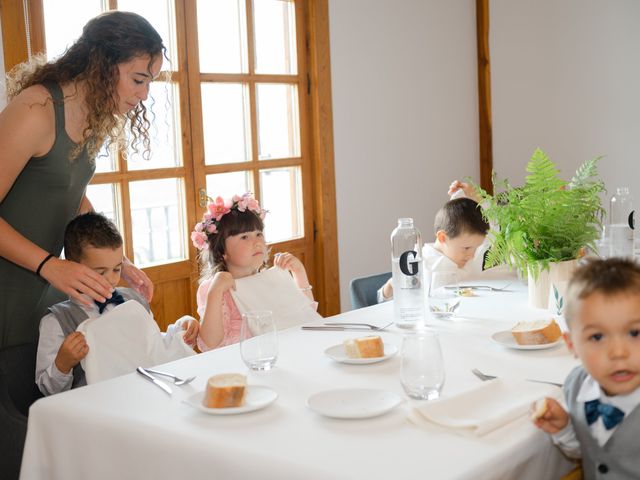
[548,259,579,315]
[528,267,551,309]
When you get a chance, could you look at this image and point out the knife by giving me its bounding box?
[301,326,374,331]
[136,367,172,395]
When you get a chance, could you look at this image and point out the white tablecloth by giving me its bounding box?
[20,278,578,480]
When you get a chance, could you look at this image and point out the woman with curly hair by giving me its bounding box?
[0,10,165,349]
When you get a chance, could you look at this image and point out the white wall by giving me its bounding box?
[329,0,480,311]
[491,0,640,207]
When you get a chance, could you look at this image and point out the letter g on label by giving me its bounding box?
[399,250,418,276]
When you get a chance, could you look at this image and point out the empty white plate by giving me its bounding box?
[307,388,402,419]
[183,386,277,415]
[324,343,398,364]
[491,330,563,350]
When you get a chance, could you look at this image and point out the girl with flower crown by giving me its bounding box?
[192,193,314,351]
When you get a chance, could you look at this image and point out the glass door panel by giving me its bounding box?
[42,0,102,59]
[256,83,300,160]
[202,83,252,165]
[127,82,183,170]
[129,178,186,266]
[253,0,297,75]
[206,171,253,200]
[259,166,303,242]
[196,0,248,73]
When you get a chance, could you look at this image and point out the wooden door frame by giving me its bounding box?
[476,0,493,194]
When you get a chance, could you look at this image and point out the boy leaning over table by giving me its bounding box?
[377,181,490,303]
[35,212,200,396]
[533,257,640,479]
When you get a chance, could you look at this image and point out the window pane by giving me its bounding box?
[118,0,178,64]
[260,167,302,242]
[43,0,102,60]
[197,0,248,73]
[129,178,186,266]
[86,183,121,230]
[94,144,117,173]
[256,83,299,160]
[206,171,253,201]
[253,0,297,75]
[127,82,182,170]
[202,83,251,164]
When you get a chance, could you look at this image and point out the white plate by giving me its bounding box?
[324,343,398,364]
[491,330,563,350]
[307,388,402,419]
[183,386,277,415]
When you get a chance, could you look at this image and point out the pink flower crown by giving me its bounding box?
[191,192,267,250]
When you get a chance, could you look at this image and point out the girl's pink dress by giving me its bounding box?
[196,279,243,352]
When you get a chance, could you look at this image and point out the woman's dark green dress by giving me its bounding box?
[0,83,95,348]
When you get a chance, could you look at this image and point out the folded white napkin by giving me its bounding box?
[77,300,195,384]
[409,378,561,437]
[231,267,323,330]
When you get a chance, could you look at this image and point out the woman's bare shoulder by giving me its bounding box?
[0,85,55,157]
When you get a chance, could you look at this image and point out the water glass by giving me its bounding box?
[400,329,445,400]
[240,310,278,370]
[428,271,460,319]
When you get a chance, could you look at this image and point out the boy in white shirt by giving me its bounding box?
[533,258,640,478]
[35,212,199,395]
[378,189,490,303]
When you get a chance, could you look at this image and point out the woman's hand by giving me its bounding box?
[40,257,113,306]
[54,332,89,374]
[121,257,153,302]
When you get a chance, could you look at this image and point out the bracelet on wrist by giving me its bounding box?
[299,285,313,292]
[36,253,55,277]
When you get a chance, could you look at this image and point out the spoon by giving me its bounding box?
[143,368,196,386]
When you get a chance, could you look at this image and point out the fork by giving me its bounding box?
[471,368,563,387]
[447,283,513,292]
[322,322,394,331]
[143,368,196,386]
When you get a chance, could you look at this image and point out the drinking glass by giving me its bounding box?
[240,310,278,370]
[400,329,445,400]
[428,271,460,319]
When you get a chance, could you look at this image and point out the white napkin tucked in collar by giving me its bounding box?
[231,267,323,330]
[77,300,195,384]
[409,378,561,437]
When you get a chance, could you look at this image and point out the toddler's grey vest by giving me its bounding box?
[564,366,640,480]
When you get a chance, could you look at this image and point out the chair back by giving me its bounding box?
[349,272,392,309]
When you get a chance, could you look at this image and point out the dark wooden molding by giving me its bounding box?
[476,0,493,194]
[305,0,341,316]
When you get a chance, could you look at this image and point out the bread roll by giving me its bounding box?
[530,397,548,421]
[343,335,384,358]
[511,318,562,345]
[203,373,246,408]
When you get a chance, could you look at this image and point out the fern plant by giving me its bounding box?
[473,148,605,279]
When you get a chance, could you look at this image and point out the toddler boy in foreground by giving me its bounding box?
[533,257,640,478]
[36,212,199,395]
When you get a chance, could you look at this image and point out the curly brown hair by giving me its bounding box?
[6,10,167,161]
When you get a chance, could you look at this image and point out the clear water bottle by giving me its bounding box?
[609,187,634,258]
[391,218,425,328]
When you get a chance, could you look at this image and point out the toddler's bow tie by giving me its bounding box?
[95,289,125,314]
[584,399,625,430]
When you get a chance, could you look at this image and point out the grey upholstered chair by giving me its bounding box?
[349,272,392,310]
